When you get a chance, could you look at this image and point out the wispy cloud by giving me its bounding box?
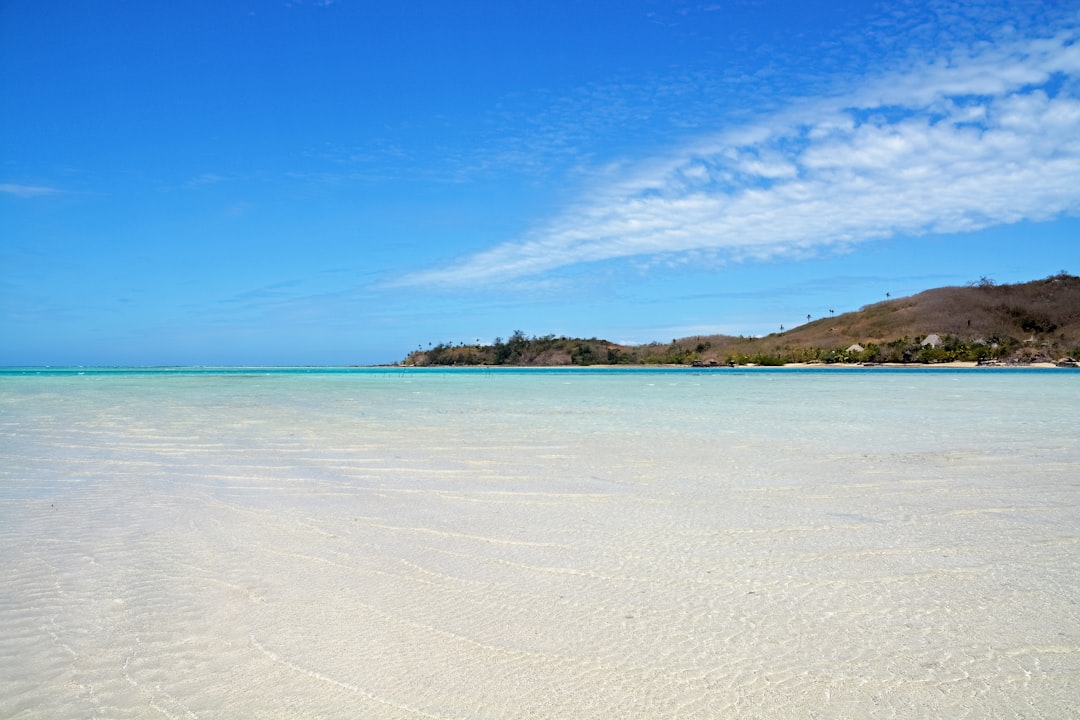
[399,19,1080,288]
[0,183,60,198]
[184,173,229,188]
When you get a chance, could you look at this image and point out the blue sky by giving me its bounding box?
[2,0,1078,366]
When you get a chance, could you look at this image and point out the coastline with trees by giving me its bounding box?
[403,273,1080,368]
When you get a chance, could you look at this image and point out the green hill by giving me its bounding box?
[405,272,1080,367]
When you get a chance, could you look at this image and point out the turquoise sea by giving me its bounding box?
[2,367,1078,718]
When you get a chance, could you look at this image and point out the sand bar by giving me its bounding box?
[1,368,1078,717]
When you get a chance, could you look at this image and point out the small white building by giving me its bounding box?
[921,334,942,348]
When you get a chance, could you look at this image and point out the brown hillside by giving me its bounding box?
[406,273,1080,366]
[687,272,1080,364]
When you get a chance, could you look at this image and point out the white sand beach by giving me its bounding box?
[2,368,1078,718]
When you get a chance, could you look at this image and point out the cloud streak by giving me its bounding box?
[400,20,1080,288]
[0,183,60,198]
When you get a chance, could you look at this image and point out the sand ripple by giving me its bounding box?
[2,371,1079,717]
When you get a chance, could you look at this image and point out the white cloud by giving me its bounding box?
[0,183,59,198]
[399,19,1080,289]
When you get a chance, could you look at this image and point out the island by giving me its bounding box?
[404,273,1080,367]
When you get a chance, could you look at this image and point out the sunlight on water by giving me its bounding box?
[2,368,1078,718]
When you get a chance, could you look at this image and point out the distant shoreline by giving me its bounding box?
[760,361,1068,369]
[2,361,1077,375]
[385,360,1078,371]
[403,275,1080,369]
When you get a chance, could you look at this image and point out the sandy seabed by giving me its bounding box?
[1,370,1078,718]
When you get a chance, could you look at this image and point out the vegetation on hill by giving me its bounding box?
[403,272,1080,367]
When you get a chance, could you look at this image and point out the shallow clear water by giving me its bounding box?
[2,368,1078,718]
